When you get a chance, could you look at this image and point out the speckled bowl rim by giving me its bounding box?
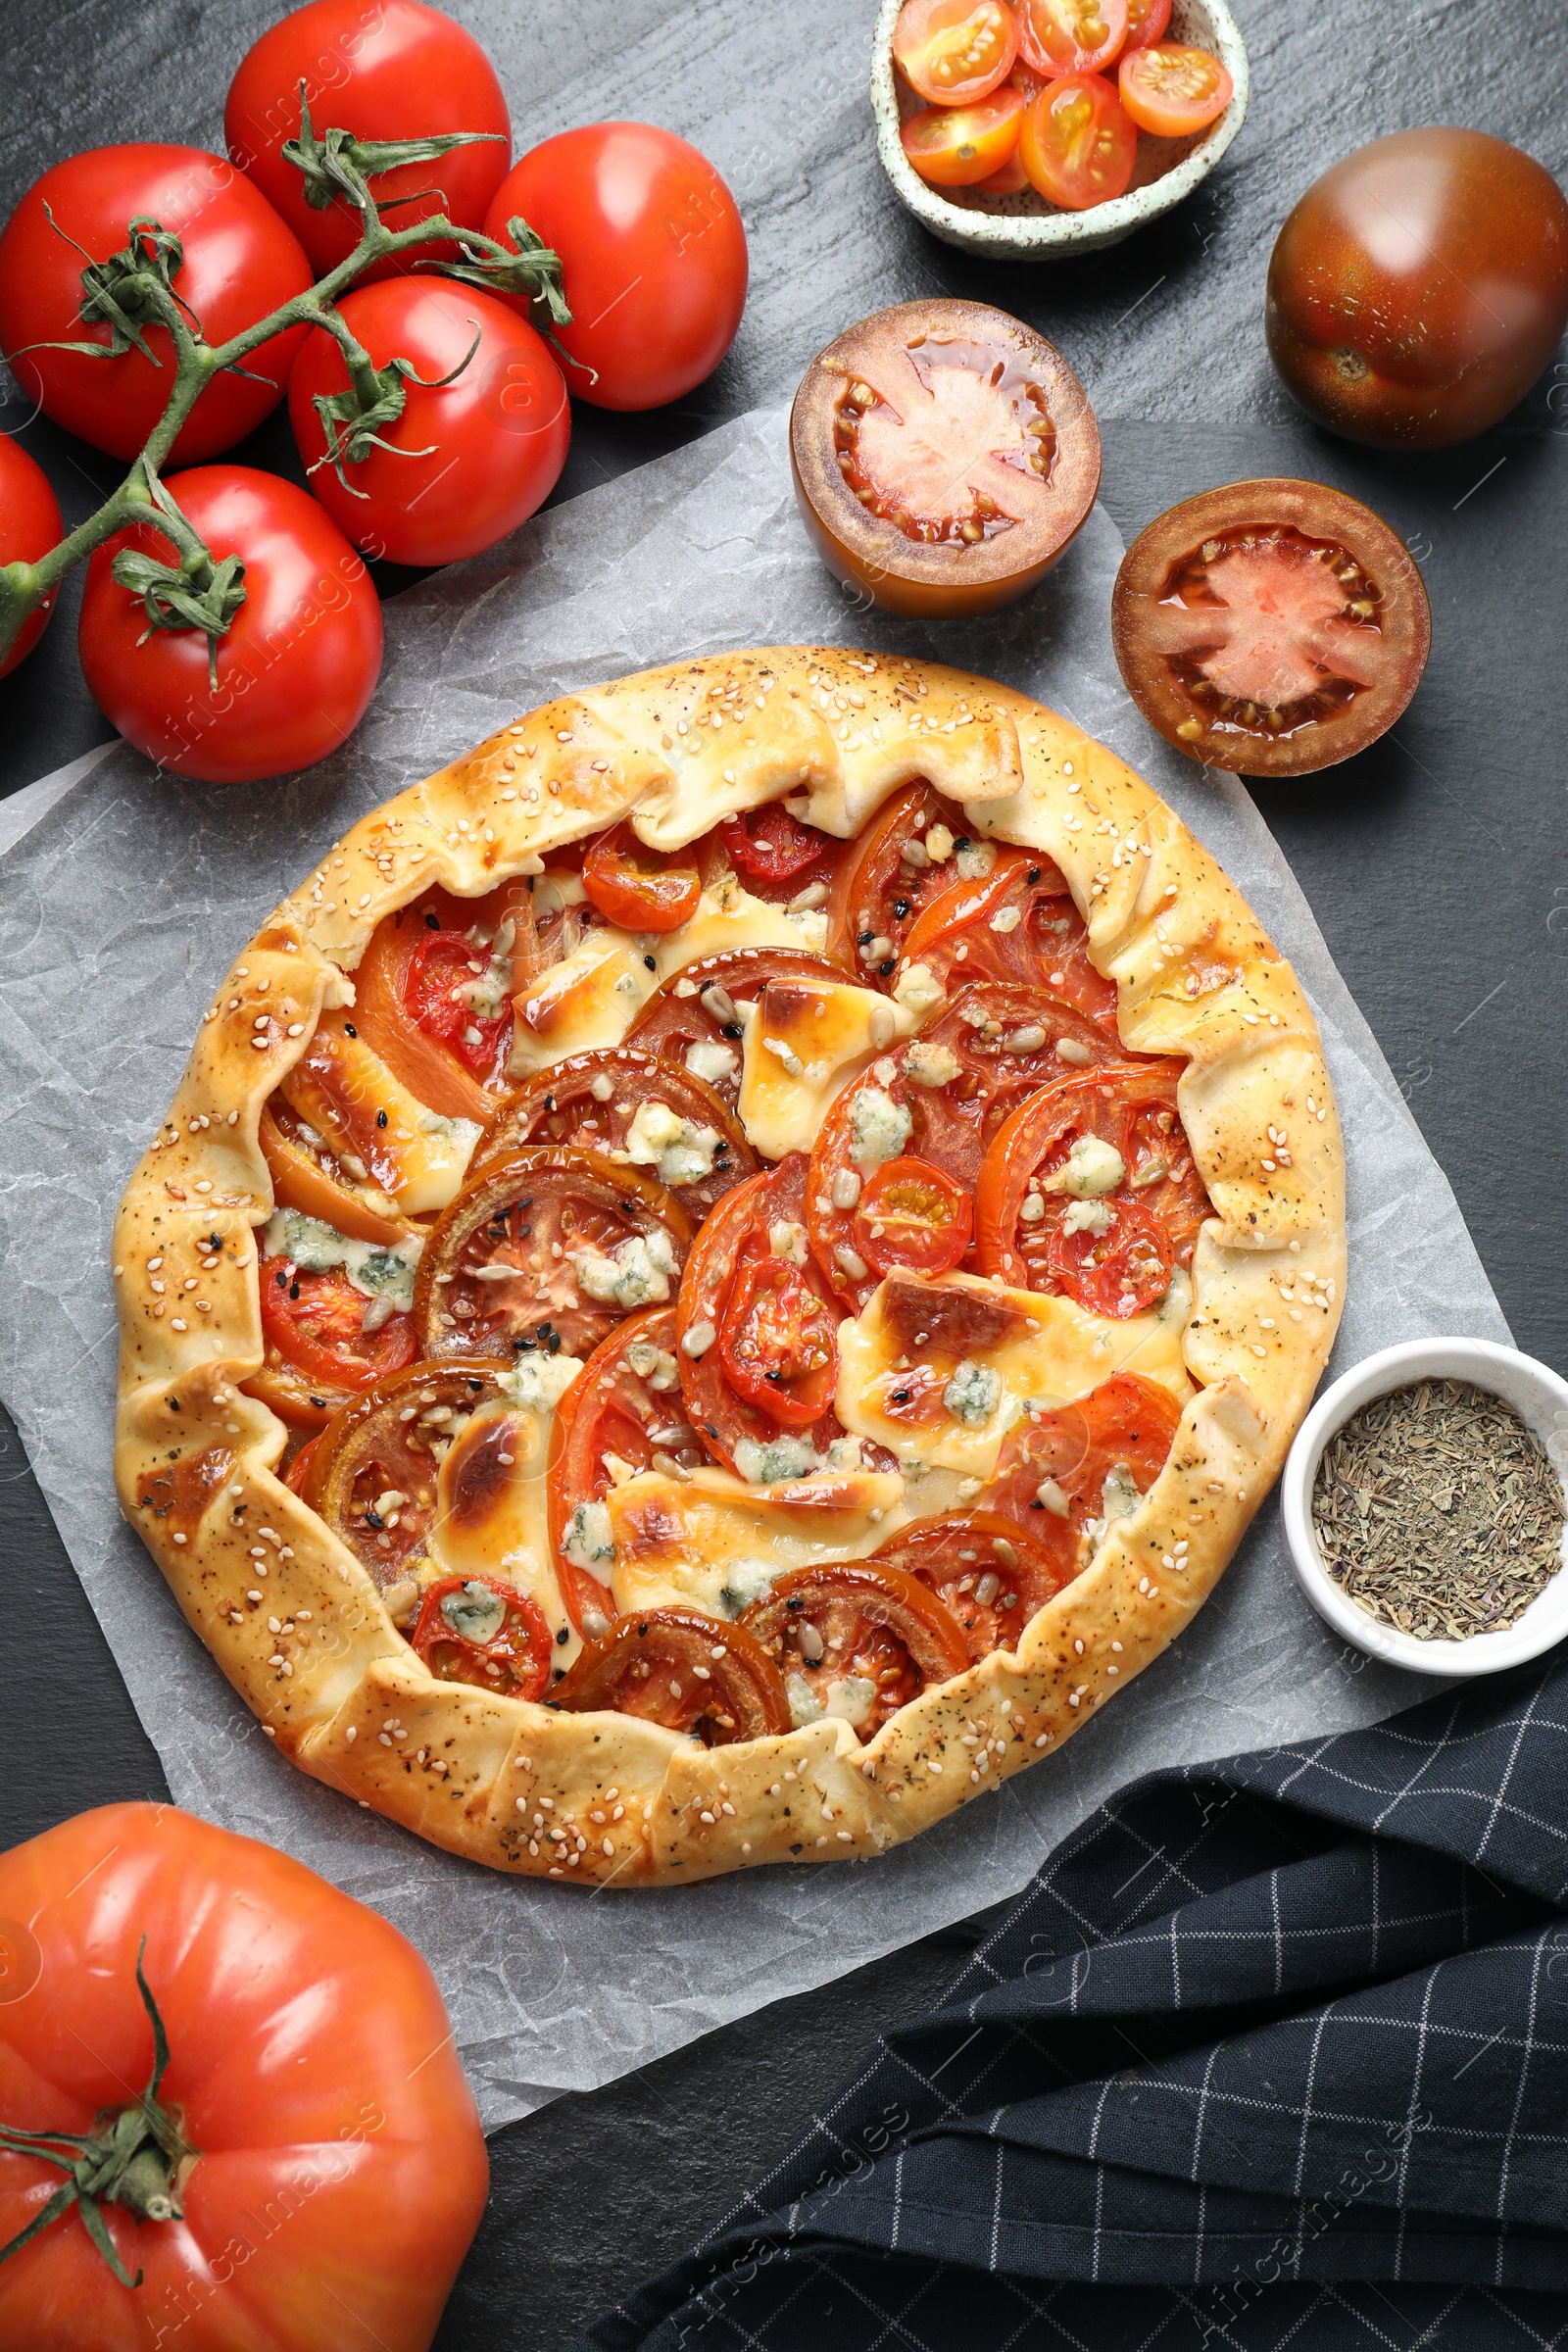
[1280,1337,1568,1680]
[870,0,1250,258]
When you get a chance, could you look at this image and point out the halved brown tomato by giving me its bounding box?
[1016,0,1128,78]
[302,1357,502,1596]
[552,1606,792,1744]
[257,1250,417,1398]
[581,821,702,933]
[855,1156,971,1278]
[259,1098,414,1248]
[677,1154,851,1472]
[741,1561,971,1742]
[790,300,1101,619]
[973,1064,1210,1309]
[902,90,1026,189]
[868,1509,1076,1657]
[547,1306,704,1636]
[351,881,534,1122]
[826,778,974,977]
[1110,479,1433,777]
[411,1574,553,1700]
[414,1146,693,1362]
[984,1371,1183,1549]
[893,0,1019,105]
[468,1047,757,1220]
[899,848,1119,1036]
[626,947,853,1111]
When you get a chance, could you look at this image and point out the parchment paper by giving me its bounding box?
[0,408,1506,2132]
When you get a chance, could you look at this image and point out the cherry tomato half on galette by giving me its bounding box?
[238,749,1209,1749]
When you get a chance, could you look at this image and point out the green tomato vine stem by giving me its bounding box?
[0,104,571,674]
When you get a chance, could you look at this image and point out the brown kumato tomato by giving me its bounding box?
[1110,478,1431,778]
[790,300,1100,618]
[1265,130,1568,452]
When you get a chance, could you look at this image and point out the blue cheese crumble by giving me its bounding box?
[849,1085,912,1171]
[621,1099,720,1189]
[263,1208,421,1310]
[562,1499,615,1586]
[1044,1134,1126,1199]
[572,1228,678,1309]
[943,1358,1001,1426]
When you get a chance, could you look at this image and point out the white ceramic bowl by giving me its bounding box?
[870,0,1250,260]
[1281,1337,1568,1679]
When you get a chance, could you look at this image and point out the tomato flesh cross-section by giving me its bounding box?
[1111,478,1432,776]
[836,334,1056,545]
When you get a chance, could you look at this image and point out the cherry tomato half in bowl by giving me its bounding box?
[483,124,747,413]
[1015,0,1128,80]
[1109,476,1432,776]
[893,0,1020,105]
[0,434,62,678]
[76,466,383,784]
[1122,0,1171,51]
[288,280,569,566]
[902,89,1026,188]
[1018,74,1138,210]
[1118,42,1233,136]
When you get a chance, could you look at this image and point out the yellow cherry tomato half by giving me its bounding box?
[1117,42,1233,136]
[1019,74,1137,209]
[901,87,1026,187]
[894,0,1020,106]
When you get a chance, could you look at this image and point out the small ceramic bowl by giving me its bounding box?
[870,0,1250,260]
[1280,1337,1568,1679]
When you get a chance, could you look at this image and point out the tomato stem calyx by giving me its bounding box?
[282,85,506,217]
[0,1938,197,2290]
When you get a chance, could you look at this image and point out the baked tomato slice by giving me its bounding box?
[1118,41,1233,135]
[259,1099,413,1247]
[414,1147,692,1363]
[553,1607,792,1743]
[902,90,1026,189]
[257,1250,416,1396]
[352,882,533,1123]
[709,803,848,900]
[854,1156,971,1279]
[1016,0,1128,76]
[677,1154,852,1472]
[469,1048,757,1220]
[302,1358,504,1603]
[581,822,702,933]
[868,1509,1077,1657]
[827,778,976,978]
[893,0,1019,104]
[973,1063,1210,1309]
[899,847,1119,1036]
[411,1574,553,1701]
[985,1371,1183,1551]
[547,1306,703,1636]
[627,947,853,1111]
[741,1561,971,1742]
[1018,72,1139,210]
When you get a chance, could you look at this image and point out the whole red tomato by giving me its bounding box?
[483,124,748,411]
[288,279,569,564]
[0,436,63,678]
[1266,128,1568,451]
[226,0,512,278]
[0,1803,486,2352]
[77,466,383,783]
[0,146,312,465]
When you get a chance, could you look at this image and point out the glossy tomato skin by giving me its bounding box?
[1266,129,1568,451]
[483,125,748,412]
[0,1803,486,2352]
[0,145,312,463]
[77,466,382,784]
[0,435,63,677]
[289,279,569,564]
[225,0,512,278]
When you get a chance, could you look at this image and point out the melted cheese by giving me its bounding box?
[651,878,828,974]
[737,982,916,1161]
[509,928,657,1074]
[835,1270,1194,1478]
[605,1466,907,1618]
[280,1026,479,1215]
[427,1383,582,1663]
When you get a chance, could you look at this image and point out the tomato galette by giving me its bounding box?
[114,648,1347,1884]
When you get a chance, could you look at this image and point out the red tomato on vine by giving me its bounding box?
[77,466,383,784]
[483,124,748,412]
[288,279,569,565]
[0,436,63,678]
[225,0,513,279]
[0,1803,486,2351]
[0,144,312,464]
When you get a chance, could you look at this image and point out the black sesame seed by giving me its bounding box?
[891,1388,910,1404]
[644,955,657,971]
[557,1626,570,1644]
[858,929,874,946]
[893,898,910,919]
[289,1281,301,1300]
[955,836,971,852]
[376,1109,388,1128]
[275,1270,287,1289]
[722,1022,743,1039]
[344,1022,357,1037]
[309,1396,325,1409]
[547,1333,562,1352]
[879,958,896,975]
[1028,867,1042,884]
[365,1509,383,1530]
[425,911,440,929]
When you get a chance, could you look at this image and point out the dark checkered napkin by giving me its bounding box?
[579,1657,1568,2352]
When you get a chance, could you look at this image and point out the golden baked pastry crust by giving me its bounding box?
[113,646,1347,1886]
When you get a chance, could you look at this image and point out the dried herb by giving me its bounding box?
[1311,1379,1566,1642]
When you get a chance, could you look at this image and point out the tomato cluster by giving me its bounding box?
[893,0,1232,211]
[254,790,1200,1751]
[0,0,747,781]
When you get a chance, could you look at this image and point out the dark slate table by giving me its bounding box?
[3,3,1566,2344]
